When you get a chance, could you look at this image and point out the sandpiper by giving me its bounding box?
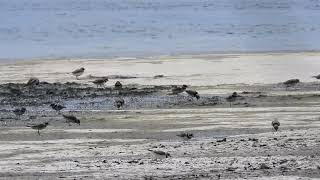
[27,122,49,135]
[177,132,193,140]
[115,97,125,109]
[171,85,188,95]
[312,74,320,79]
[50,103,66,113]
[92,77,108,87]
[13,107,26,118]
[272,119,280,131]
[148,149,171,158]
[283,79,299,87]
[62,114,80,125]
[226,92,238,107]
[114,81,123,89]
[72,67,85,79]
[26,77,40,86]
[186,90,200,100]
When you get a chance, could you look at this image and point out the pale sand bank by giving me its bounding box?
[1,52,320,86]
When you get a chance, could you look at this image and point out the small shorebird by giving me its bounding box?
[312,74,320,79]
[148,149,171,158]
[283,79,299,87]
[92,77,108,87]
[114,81,123,89]
[27,122,49,135]
[115,97,125,109]
[177,132,193,140]
[62,114,80,125]
[50,103,65,113]
[226,92,238,107]
[13,107,26,118]
[171,85,188,95]
[26,77,40,86]
[72,67,85,79]
[272,119,280,131]
[186,90,200,100]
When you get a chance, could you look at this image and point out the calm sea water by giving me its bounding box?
[0,0,320,60]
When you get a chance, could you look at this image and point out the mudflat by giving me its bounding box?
[0,53,320,179]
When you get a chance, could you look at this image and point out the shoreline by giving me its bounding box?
[1,50,320,64]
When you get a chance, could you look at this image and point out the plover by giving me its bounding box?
[50,103,65,112]
[177,132,193,140]
[62,114,80,125]
[283,79,299,87]
[115,97,125,109]
[312,74,320,79]
[186,90,200,100]
[114,81,123,89]
[26,77,40,86]
[13,107,26,117]
[271,119,280,131]
[171,85,188,95]
[148,149,171,158]
[226,92,238,107]
[72,67,85,79]
[92,77,108,87]
[27,122,49,135]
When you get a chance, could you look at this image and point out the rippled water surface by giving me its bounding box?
[1,0,320,59]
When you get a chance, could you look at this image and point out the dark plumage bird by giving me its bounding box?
[283,79,299,87]
[72,67,85,79]
[50,103,65,112]
[312,74,320,79]
[148,149,171,158]
[272,119,280,131]
[115,97,125,109]
[63,114,80,125]
[92,78,108,87]
[186,90,200,100]
[114,81,123,89]
[27,122,49,135]
[171,85,188,95]
[26,77,40,86]
[13,107,26,117]
[177,132,193,140]
[226,92,238,107]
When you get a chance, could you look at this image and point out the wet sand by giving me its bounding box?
[1,52,320,179]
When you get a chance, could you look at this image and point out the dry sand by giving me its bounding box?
[0,52,320,179]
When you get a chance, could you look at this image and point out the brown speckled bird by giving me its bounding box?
[272,119,280,131]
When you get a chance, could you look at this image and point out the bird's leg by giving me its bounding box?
[37,129,40,136]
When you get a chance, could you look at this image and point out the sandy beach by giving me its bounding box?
[0,52,320,179]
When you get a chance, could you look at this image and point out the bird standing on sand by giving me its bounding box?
[92,77,108,87]
[27,122,49,135]
[72,67,85,80]
[148,149,171,158]
[50,103,65,113]
[63,114,80,125]
[26,77,40,86]
[312,74,320,79]
[272,119,280,131]
[177,132,193,140]
[13,107,26,118]
[171,85,188,95]
[283,79,299,87]
[186,90,200,100]
[114,81,123,89]
[226,92,238,107]
[115,97,125,109]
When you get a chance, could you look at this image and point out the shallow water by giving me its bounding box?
[1,0,320,60]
